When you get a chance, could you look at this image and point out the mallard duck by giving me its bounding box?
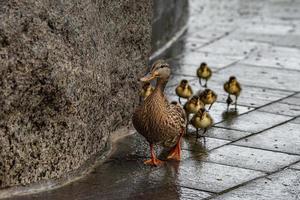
[191,108,214,139]
[197,62,212,88]
[132,60,187,166]
[184,95,205,133]
[140,81,154,101]
[198,89,218,110]
[224,76,242,110]
[175,79,193,104]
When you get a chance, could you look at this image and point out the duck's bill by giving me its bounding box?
[140,73,156,82]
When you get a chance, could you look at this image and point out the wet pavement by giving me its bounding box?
[5,0,300,199]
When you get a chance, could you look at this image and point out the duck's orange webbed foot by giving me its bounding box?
[167,128,184,161]
[144,143,164,167]
[167,144,181,161]
[144,157,164,166]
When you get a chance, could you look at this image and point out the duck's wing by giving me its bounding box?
[168,103,187,129]
[187,85,193,94]
[236,82,242,94]
[223,82,229,93]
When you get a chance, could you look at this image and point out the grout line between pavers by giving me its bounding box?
[177,185,216,195]
[210,116,298,153]
[213,92,297,126]
[230,143,300,156]
[206,159,300,199]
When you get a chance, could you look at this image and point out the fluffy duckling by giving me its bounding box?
[184,95,204,119]
[140,81,154,101]
[197,62,212,88]
[132,60,186,166]
[184,96,205,133]
[224,76,242,110]
[175,79,193,104]
[191,108,214,139]
[199,89,218,110]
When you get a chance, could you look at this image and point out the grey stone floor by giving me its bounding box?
[5,0,300,199]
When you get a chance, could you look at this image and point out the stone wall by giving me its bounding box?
[0,0,151,188]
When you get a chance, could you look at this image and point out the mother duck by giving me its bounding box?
[132,60,186,166]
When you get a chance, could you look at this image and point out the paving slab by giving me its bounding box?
[206,127,253,141]
[176,160,265,193]
[281,96,300,106]
[182,135,231,152]
[290,162,300,170]
[166,74,197,87]
[198,39,261,58]
[291,117,300,124]
[171,51,240,70]
[216,110,292,133]
[214,63,300,91]
[241,45,300,71]
[259,102,300,117]
[206,145,300,172]
[212,169,300,200]
[295,93,300,98]
[235,123,300,155]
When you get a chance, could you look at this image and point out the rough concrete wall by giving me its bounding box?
[0,0,151,188]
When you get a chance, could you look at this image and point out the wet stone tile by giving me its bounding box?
[213,169,300,200]
[198,39,260,58]
[295,93,300,98]
[171,51,240,71]
[205,102,253,124]
[178,36,211,51]
[182,135,230,152]
[177,187,212,200]
[281,96,300,106]
[166,74,197,87]
[206,127,253,141]
[259,102,300,117]
[240,45,300,71]
[214,63,300,91]
[177,160,265,193]
[206,145,300,172]
[235,123,300,155]
[291,117,300,124]
[290,162,300,170]
[186,22,236,41]
[216,110,292,133]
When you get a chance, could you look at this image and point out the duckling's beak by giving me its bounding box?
[200,111,206,120]
[140,72,157,82]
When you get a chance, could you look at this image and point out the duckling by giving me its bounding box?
[199,89,218,110]
[175,79,193,104]
[191,108,214,139]
[132,60,187,166]
[224,76,242,110]
[197,62,212,88]
[140,81,154,101]
[184,96,205,133]
[184,95,205,120]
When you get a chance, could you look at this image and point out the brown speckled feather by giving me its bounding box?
[132,86,186,148]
